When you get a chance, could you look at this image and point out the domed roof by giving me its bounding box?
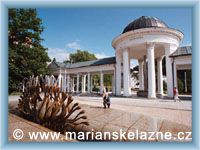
[122,16,168,33]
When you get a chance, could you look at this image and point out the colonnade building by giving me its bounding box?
[48,16,192,98]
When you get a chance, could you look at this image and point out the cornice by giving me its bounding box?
[112,27,184,49]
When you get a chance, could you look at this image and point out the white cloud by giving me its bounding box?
[48,48,69,62]
[95,52,110,59]
[66,40,81,50]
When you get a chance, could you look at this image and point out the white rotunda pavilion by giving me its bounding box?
[112,16,183,98]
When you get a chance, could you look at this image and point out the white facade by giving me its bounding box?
[172,55,192,92]
[112,27,183,98]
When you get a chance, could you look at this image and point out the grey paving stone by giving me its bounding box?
[109,113,142,128]
[81,119,106,132]
[93,109,125,124]
[129,116,163,132]
[159,120,191,136]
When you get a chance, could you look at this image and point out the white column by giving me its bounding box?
[143,56,147,91]
[72,77,75,93]
[116,51,122,95]
[165,44,177,98]
[67,74,70,92]
[157,57,163,96]
[173,62,177,88]
[100,71,104,94]
[83,75,86,93]
[58,73,62,89]
[123,49,131,96]
[81,75,83,92]
[87,73,90,93]
[138,59,144,90]
[81,75,86,93]
[76,74,79,93]
[112,73,115,94]
[90,75,93,92]
[63,74,66,92]
[184,71,187,93]
[147,43,156,98]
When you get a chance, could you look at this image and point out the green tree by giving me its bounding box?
[177,77,184,94]
[64,50,97,63]
[103,74,112,91]
[9,8,50,93]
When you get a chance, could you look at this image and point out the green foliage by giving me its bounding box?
[92,86,100,92]
[92,74,100,86]
[104,74,112,87]
[65,50,97,63]
[177,70,192,94]
[186,70,192,93]
[163,80,167,94]
[9,9,50,93]
[177,77,184,94]
[91,75,100,92]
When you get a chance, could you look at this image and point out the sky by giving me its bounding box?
[37,7,192,66]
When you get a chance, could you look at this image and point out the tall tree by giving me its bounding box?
[64,50,97,63]
[9,8,50,93]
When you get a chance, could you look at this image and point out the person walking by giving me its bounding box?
[173,87,181,102]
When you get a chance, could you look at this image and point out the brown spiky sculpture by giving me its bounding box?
[17,75,89,133]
